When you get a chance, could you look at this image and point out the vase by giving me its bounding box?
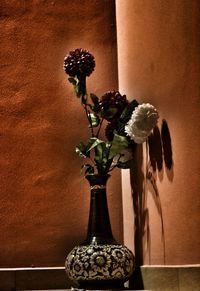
[65,174,135,289]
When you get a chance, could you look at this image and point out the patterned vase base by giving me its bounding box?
[65,244,135,288]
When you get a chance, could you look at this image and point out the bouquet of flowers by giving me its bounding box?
[64,48,159,176]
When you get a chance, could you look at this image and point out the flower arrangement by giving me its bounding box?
[64,48,159,176]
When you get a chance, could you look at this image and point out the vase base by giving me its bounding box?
[65,244,134,289]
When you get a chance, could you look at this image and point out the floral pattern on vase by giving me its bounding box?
[65,244,134,282]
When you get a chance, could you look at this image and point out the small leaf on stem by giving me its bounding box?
[88,113,100,127]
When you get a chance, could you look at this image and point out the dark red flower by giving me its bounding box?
[64,48,95,77]
[100,90,128,121]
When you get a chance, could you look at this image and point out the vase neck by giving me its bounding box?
[85,175,115,244]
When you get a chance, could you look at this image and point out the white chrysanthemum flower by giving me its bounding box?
[125,103,159,144]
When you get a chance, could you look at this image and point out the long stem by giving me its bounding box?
[79,74,95,137]
[96,118,104,138]
[83,102,95,137]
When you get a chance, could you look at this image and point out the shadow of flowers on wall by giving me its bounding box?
[129,119,173,289]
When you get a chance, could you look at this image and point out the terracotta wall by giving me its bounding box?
[0,0,122,267]
[116,0,200,265]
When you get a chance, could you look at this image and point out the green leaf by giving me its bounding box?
[68,77,77,85]
[120,99,139,122]
[81,164,94,175]
[87,137,104,152]
[75,142,90,158]
[72,75,86,97]
[88,113,100,127]
[109,134,129,159]
[90,141,112,175]
[68,76,81,97]
[90,93,100,113]
[94,142,105,160]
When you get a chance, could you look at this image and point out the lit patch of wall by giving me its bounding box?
[116,0,200,265]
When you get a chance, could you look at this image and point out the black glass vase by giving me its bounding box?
[65,174,135,289]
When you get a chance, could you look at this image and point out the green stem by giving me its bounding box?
[78,75,87,97]
[96,118,104,138]
[78,74,95,137]
[83,103,95,137]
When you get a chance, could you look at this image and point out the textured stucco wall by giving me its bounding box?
[0,0,122,267]
[116,0,200,265]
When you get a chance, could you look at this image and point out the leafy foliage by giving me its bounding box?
[67,79,138,176]
[64,50,140,176]
[72,87,137,176]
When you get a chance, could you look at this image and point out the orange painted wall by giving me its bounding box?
[0,0,122,267]
[116,0,200,264]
